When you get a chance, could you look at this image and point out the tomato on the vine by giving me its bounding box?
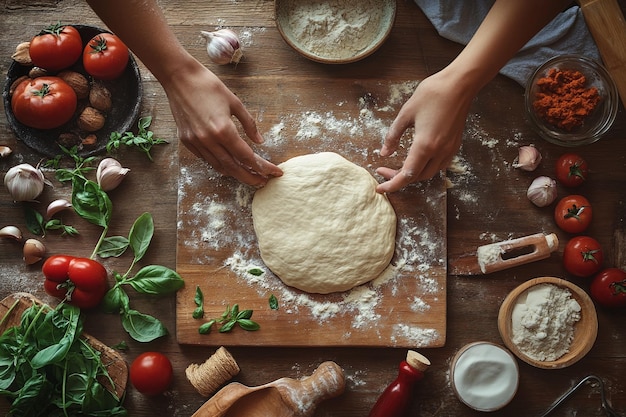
[29,23,83,71]
[130,352,173,396]
[554,195,592,234]
[562,236,604,277]
[11,76,77,130]
[83,33,129,80]
[590,268,626,308]
[555,153,588,187]
[42,255,108,309]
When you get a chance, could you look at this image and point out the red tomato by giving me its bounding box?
[42,255,108,309]
[29,23,83,71]
[83,33,129,80]
[11,76,77,130]
[562,236,604,278]
[554,195,592,234]
[590,268,626,308]
[130,352,173,396]
[555,153,588,187]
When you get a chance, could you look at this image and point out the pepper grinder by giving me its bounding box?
[368,350,431,417]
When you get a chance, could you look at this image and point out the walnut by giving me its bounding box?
[58,71,90,100]
[57,132,81,148]
[77,107,106,132]
[28,67,48,78]
[11,42,32,66]
[88,82,112,112]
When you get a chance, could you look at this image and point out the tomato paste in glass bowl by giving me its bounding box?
[524,55,618,147]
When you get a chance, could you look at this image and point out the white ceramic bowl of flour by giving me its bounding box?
[498,277,598,369]
[275,0,396,64]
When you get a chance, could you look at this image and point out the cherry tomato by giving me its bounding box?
[130,352,173,396]
[554,195,592,234]
[562,236,604,278]
[11,76,77,130]
[83,33,129,80]
[590,268,626,308]
[555,153,588,187]
[42,255,108,309]
[29,23,83,71]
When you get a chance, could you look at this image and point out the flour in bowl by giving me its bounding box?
[284,0,386,59]
[511,283,581,361]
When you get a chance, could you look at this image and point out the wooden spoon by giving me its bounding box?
[192,361,345,417]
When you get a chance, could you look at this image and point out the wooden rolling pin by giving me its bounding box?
[578,0,626,109]
[192,361,345,417]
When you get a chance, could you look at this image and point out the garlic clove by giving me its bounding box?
[201,29,243,65]
[46,199,73,219]
[513,145,542,171]
[0,225,23,241]
[3,163,47,202]
[527,176,557,207]
[23,238,46,265]
[96,157,130,191]
[0,146,12,158]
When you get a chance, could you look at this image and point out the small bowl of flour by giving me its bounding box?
[275,0,396,64]
[498,277,598,369]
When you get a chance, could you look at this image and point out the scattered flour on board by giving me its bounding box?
[177,81,444,346]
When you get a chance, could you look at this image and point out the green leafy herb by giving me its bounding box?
[192,286,204,319]
[0,302,126,416]
[198,304,260,335]
[248,267,265,276]
[106,116,168,161]
[269,294,279,310]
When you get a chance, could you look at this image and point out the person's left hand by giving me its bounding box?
[375,71,474,193]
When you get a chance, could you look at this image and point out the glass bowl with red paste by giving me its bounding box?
[525,55,618,147]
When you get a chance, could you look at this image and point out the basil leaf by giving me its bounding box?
[72,178,112,227]
[269,294,279,310]
[23,206,44,236]
[219,320,236,333]
[248,267,264,276]
[31,305,81,369]
[192,286,204,319]
[237,319,260,331]
[128,265,184,295]
[128,212,153,262]
[101,286,129,314]
[121,309,168,342]
[198,320,215,335]
[236,309,253,320]
[98,236,130,258]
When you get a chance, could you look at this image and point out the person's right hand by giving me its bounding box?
[161,61,283,187]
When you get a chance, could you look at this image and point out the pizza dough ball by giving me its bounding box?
[251,152,396,294]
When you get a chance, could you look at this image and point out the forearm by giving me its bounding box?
[85,0,199,84]
[444,0,572,94]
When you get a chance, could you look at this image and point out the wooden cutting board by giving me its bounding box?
[175,79,447,348]
[0,292,128,399]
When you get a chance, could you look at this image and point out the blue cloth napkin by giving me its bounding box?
[414,0,601,87]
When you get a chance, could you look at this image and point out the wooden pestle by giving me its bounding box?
[192,361,345,417]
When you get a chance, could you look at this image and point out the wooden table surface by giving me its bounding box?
[1,1,625,416]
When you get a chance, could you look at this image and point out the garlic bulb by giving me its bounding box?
[23,238,45,265]
[201,29,243,65]
[513,145,542,171]
[0,225,22,241]
[46,199,73,219]
[96,157,130,191]
[4,163,47,201]
[527,176,557,207]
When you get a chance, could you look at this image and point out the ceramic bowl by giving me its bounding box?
[498,277,598,369]
[3,25,142,157]
[524,55,618,147]
[274,0,396,64]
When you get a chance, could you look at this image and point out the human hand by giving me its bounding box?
[162,63,282,187]
[375,71,474,193]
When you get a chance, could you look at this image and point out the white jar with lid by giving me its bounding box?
[450,341,519,412]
